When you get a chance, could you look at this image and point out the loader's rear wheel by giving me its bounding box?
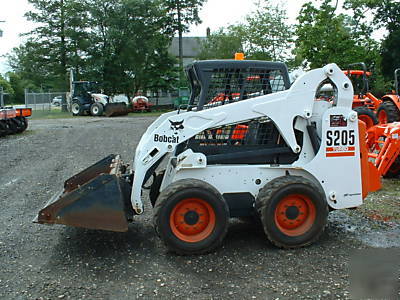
[153,179,229,255]
[256,176,328,249]
[377,101,400,124]
[90,102,104,116]
[71,101,84,116]
[354,107,378,129]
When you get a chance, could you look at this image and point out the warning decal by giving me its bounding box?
[325,146,355,157]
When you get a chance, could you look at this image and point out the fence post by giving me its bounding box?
[0,86,3,107]
[24,88,28,107]
[61,92,68,112]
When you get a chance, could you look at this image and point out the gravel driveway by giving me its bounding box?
[0,116,399,299]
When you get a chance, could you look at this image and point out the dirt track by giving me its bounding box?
[0,116,399,299]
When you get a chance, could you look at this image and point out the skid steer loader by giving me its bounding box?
[35,61,381,255]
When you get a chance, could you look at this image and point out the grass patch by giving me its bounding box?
[30,108,172,120]
[127,109,172,117]
[358,178,400,222]
[30,109,75,120]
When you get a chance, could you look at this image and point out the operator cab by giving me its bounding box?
[185,60,291,111]
[72,81,101,103]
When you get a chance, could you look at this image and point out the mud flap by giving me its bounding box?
[35,154,134,232]
[104,103,128,117]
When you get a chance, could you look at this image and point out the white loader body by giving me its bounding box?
[131,64,361,213]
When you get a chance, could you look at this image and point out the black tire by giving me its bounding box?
[8,119,19,134]
[153,179,229,255]
[383,156,400,178]
[353,106,378,129]
[14,117,28,133]
[256,176,328,249]
[71,101,84,116]
[0,120,7,137]
[90,102,104,116]
[20,117,28,132]
[376,101,400,124]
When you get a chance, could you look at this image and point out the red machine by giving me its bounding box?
[130,96,153,112]
[0,107,32,137]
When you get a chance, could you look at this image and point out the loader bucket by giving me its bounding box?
[35,154,134,232]
[104,103,129,117]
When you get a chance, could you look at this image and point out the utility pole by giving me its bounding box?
[0,21,4,106]
[0,20,4,37]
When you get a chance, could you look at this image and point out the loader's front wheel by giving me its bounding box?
[256,176,328,249]
[153,179,229,255]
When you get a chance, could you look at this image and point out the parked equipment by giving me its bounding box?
[367,122,400,177]
[173,87,190,109]
[376,68,400,124]
[35,61,381,255]
[0,106,32,137]
[69,70,128,117]
[344,63,380,128]
[130,95,154,112]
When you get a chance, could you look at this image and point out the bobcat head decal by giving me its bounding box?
[169,120,184,132]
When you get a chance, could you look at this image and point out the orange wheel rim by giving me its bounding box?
[358,115,374,129]
[378,110,387,124]
[170,198,216,243]
[274,194,316,237]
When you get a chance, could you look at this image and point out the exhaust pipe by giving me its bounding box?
[35,154,134,232]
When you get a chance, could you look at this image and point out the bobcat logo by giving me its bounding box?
[169,120,184,132]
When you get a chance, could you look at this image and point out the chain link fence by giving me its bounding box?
[24,90,67,111]
[0,86,11,107]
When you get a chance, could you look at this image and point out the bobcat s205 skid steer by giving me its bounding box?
[35,61,381,255]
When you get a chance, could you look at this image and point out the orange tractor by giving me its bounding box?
[344,63,380,128]
[376,68,400,124]
[345,63,400,127]
[345,65,400,177]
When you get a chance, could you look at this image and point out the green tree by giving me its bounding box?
[163,0,206,79]
[24,0,89,90]
[197,1,293,63]
[343,0,400,82]
[197,25,245,60]
[0,74,14,95]
[8,0,178,95]
[294,0,378,69]
[245,0,293,61]
[83,0,177,95]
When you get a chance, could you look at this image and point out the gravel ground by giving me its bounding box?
[0,116,399,299]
